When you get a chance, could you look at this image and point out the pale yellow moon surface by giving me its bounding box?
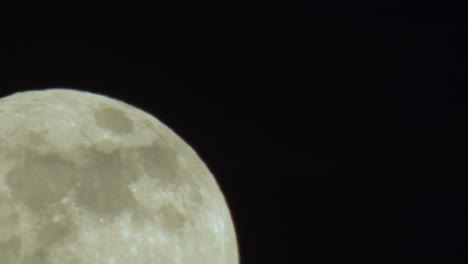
[0,89,239,264]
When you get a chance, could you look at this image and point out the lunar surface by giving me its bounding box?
[0,89,238,264]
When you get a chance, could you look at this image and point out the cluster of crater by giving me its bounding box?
[0,136,204,263]
[0,96,217,263]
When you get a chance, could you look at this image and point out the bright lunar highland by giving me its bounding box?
[0,89,238,264]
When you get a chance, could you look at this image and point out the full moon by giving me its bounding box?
[0,89,239,264]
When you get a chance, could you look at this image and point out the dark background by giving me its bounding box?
[0,2,465,263]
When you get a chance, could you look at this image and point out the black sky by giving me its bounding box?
[0,2,465,263]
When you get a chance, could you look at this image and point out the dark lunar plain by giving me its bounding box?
[0,2,465,263]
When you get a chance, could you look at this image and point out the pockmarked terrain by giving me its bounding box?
[0,89,238,264]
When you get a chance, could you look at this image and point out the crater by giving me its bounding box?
[0,213,19,242]
[21,248,48,264]
[138,143,185,185]
[5,154,76,210]
[37,220,73,249]
[136,142,204,212]
[157,205,187,231]
[75,147,142,218]
[94,107,133,134]
[0,237,21,263]
[0,193,20,241]
[25,131,47,146]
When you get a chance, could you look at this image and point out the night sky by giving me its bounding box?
[0,2,465,263]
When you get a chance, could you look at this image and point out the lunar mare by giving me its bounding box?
[0,89,238,264]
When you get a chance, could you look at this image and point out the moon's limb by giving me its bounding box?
[0,89,238,264]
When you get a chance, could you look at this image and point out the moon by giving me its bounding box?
[0,89,239,264]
